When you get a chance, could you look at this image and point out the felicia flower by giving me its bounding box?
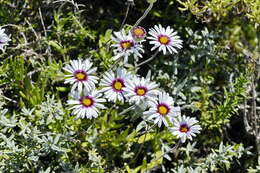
[99,68,131,103]
[110,30,144,63]
[143,92,181,127]
[169,115,201,143]
[67,89,106,119]
[0,28,11,51]
[124,76,159,105]
[147,24,183,55]
[63,59,98,93]
[131,26,146,41]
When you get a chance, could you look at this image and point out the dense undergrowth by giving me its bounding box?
[0,0,259,172]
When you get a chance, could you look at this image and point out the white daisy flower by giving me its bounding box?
[124,76,159,105]
[143,91,181,127]
[99,68,131,103]
[63,59,98,93]
[67,89,106,119]
[111,30,144,63]
[0,28,11,51]
[169,115,202,143]
[147,24,183,55]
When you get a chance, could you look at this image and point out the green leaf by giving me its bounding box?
[56,87,68,92]
[47,40,65,54]
[137,133,154,144]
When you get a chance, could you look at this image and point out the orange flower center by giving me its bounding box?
[158,35,170,45]
[157,104,169,116]
[135,87,147,96]
[112,79,124,92]
[179,124,189,133]
[74,71,87,81]
[81,96,94,107]
[120,40,133,49]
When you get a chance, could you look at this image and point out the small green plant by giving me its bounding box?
[0,0,259,172]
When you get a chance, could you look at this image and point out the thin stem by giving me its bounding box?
[172,76,189,103]
[25,19,39,39]
[132,3,153,28]
[107,103,117,116]
[1,24,20,28]
[256,58,260,155]
[252,82,257,135]
[137,49,159,67]
[118,104,136,115]
[154,140,181,162]
[132,124,150,164]
[53,0,85,10]
[120,3,131,30]
[138,123,157,136]
[2,95,17,103]
[252,74,260,155]
[243,98,252,134]
[107,59,120,71]
[38,8,47,38]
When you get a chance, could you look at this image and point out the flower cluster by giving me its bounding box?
[64,66,200,143]
[64,59,104,119]
[63,25,200,143]
[110,25,183,63]
[111,29,144,63]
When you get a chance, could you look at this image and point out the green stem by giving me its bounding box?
[120,3,131,30]
[154,139,181,162]
[132,3,153,28]
[132,124,150,165]
[118,105,136,115]
[137,49,159,67]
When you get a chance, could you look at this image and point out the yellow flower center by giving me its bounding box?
[157,104,169,115]
[180,124,189,133]
[113,80,124,91]
[158,35,170,45]
[135,87,147,96]
[121,41,133,49]
[133,28,145,37]
[74,71,87,81]
[81,97,93,107]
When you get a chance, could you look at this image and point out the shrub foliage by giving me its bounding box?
[0,0,259,172]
